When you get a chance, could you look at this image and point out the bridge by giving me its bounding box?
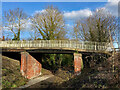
[0,40,111,52]
[0,40,111,79]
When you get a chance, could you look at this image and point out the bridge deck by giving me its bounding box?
[0,40,111,53]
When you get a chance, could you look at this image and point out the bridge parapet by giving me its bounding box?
[0,40,111,51]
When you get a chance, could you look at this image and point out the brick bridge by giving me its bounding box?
[0,40,111,79]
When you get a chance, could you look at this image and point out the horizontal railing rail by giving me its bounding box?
[0,40,111,51]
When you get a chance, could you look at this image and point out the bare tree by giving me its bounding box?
[73,9,119,72]
[73,9,118,43]
[4,8,27,40]
[29,29,40,40]
[31,6,66,40]
[30,6,67,69]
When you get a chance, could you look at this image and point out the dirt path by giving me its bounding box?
[18,74,54,89]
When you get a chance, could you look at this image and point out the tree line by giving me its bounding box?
[3,6,118,43]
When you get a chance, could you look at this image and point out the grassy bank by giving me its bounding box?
[2,56,28,88]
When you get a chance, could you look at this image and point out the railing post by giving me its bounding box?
[95,42,96,51]
[82,42,83,49]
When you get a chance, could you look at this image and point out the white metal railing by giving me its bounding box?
[0,40,111,51]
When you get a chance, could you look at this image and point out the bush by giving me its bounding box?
[41,54,74,71]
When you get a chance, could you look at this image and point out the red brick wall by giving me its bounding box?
[21,52,42,79]
[74,53,82,73]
